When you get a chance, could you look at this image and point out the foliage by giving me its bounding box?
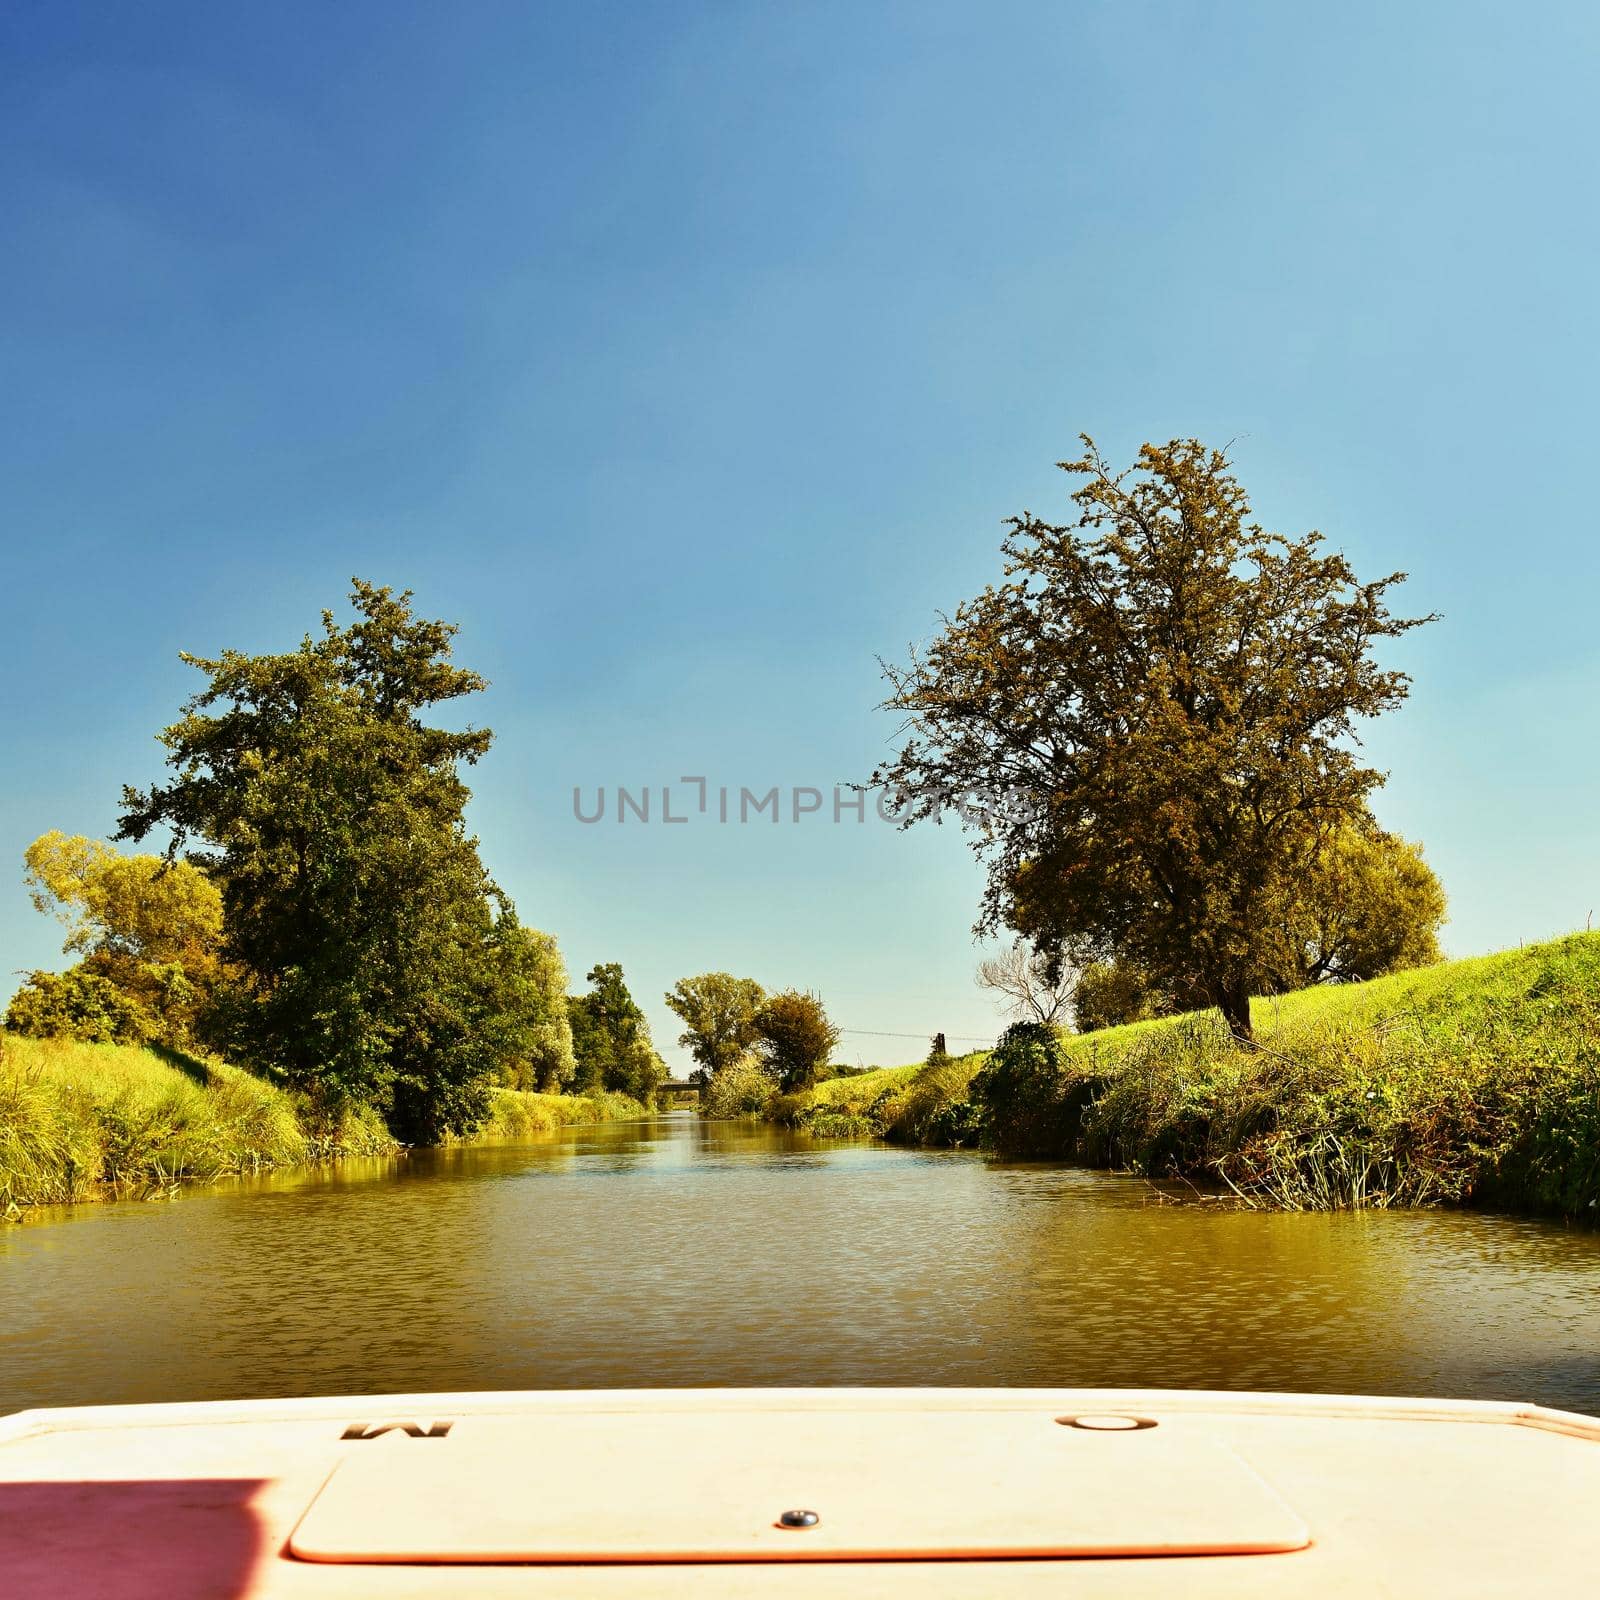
[4,968,158,1046]
[1069,824,1446,1029]
[763,934,1600,1218]
[872,437,1434,1038]
[485,916,576,1092]
[753,988,840,1092]
[785,1054,986,1143]
[1010,932,1600,1215]
[475,1086,648,1140]
[1072,957,1173,1033]
[25,830,223,961]
[886,1052,985,1145]
[0,1030,656,1215]
[116,581,519,1142]
[698,1052,777,1118]
[1263,821,1446,989]
[976,939,1077,1026]
[664,972,766,1080]
[969,1022,1089,1155]
[21,831,224,1043]
[567,962,665,1103]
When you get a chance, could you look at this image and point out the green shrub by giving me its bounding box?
[700,1054,778,1119]
[879,1055,984,1145]
[767,1089,816,1127]
[4,969,157,1046]
[970,1022,1094,1155]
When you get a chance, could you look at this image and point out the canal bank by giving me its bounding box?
[775,932,1600,1217]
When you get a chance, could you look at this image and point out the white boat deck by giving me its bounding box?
[3,1387,1597,1596]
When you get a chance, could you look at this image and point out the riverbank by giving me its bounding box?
[0,1033,646,1215]
[775,932,1600,1215]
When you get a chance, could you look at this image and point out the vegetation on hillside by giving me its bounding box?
[0,1032,394,1215]
[772,935,1600,1217]
[0,1031,650,1216]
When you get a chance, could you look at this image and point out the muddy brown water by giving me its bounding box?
[4,1114,1599,1416]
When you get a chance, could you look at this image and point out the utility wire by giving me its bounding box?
[836,1027,995,1044]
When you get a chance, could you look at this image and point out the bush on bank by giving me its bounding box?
[772,1058,987,1143]
[476,1086,647,1139]
[698,1054,779,1119]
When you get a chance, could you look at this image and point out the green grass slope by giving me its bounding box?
[784,933,1600,1214]
[1063,931,1600,1211]
[0,1033,394,1213]
[0,1036,651,1215]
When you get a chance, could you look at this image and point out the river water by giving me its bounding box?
[4,1114,1600,1416]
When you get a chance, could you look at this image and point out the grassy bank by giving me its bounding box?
[778,933,1600,1215]
[0,1033,394,1214]
[784,1058,987,1142]
[476,1086,649,1139]
[0,1034,651,1216]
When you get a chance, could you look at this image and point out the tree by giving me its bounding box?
[116,580,511,1140]
[976,939,1078,1027]
[1265,820,1446,989]
[1071,958,1171,1033]
[20,831,224,1042]
[753,989,840,1092]
[567,962,666,1103]
[663,972,765,1081]
[25,831,223,965]
[4,967,157,1045]
[872,437,1434,1040]
[485,915,576,1093]
[1072,821,1446,1029]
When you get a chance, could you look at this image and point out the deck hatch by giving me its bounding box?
[289,1409,1309,1563]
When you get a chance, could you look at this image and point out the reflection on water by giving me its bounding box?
[4,1114,1600,1415]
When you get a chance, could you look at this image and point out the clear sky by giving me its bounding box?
[2,1,1596,1072]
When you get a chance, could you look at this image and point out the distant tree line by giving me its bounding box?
[662,973,842,1113]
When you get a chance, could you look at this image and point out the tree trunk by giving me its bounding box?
[1214,979,1254,1044]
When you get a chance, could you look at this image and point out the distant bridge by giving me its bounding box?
[658,1079,702,1097]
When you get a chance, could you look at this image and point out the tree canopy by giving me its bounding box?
[568,962,666,1102]
[486,915,576,1093]
[1265,820,1445,990]
[873,438,1435,1039]
[10,831,225,1043]
[116,580,520,1139]
[664,972,766,1081]
[753,988,839,1092]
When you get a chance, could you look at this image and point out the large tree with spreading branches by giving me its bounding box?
[872,438,1435,1040]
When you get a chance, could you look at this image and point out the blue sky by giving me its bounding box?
[2,1,1596,1070]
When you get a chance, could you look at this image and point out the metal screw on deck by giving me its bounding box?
[778,1509,820,1528]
